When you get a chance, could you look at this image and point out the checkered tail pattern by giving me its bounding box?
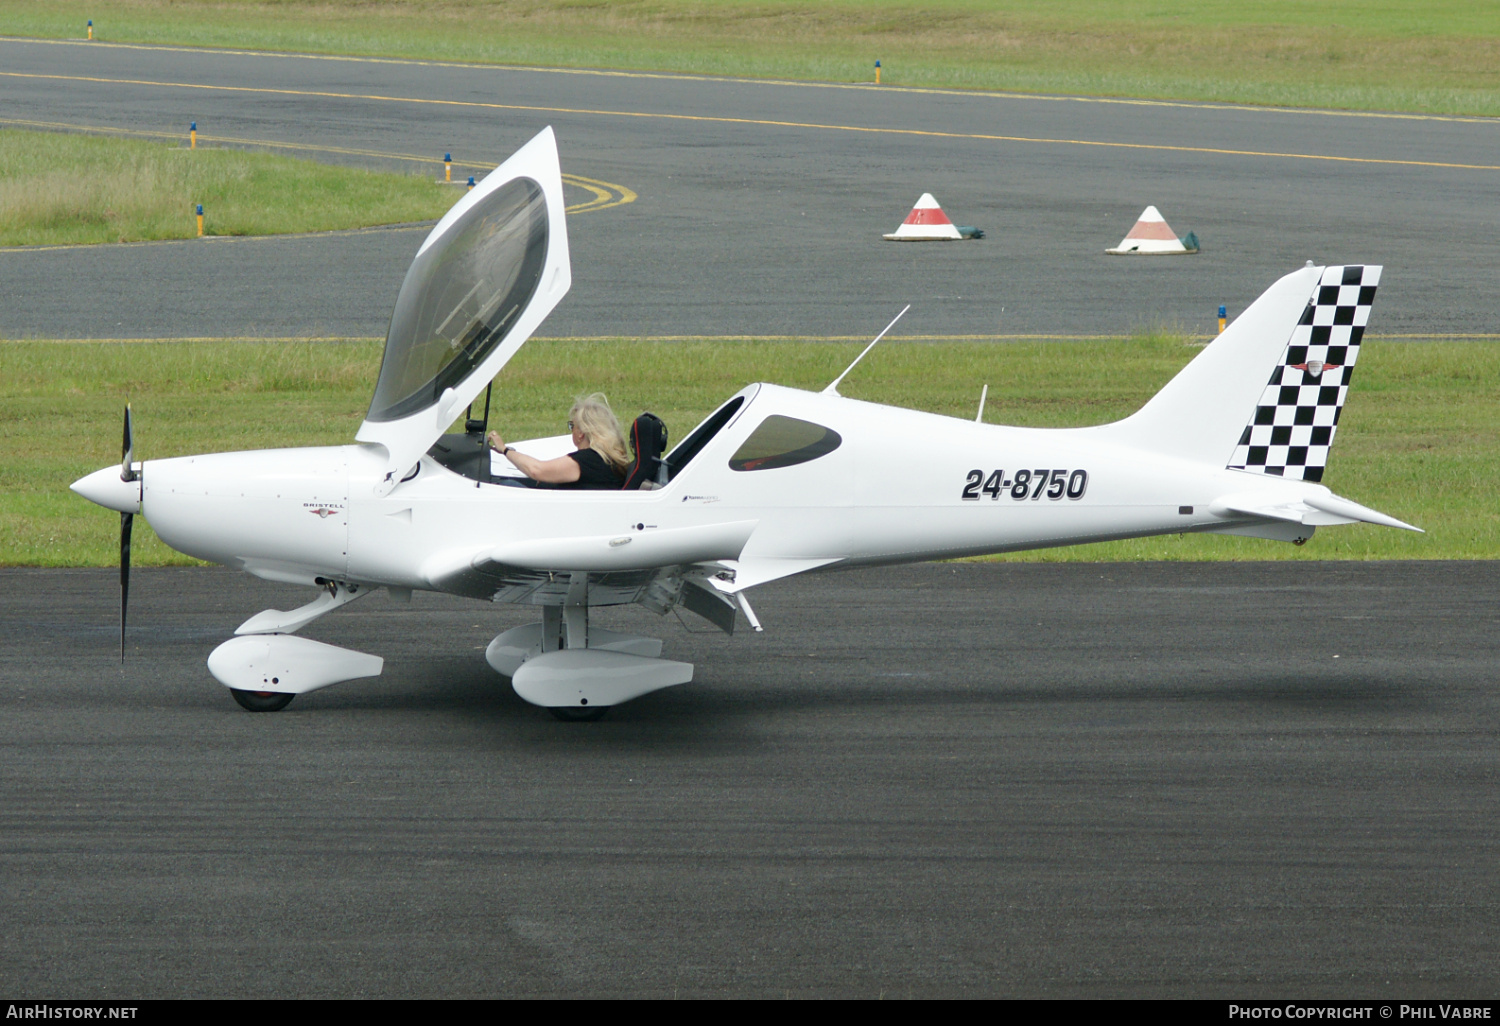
[1226,264,1380,483]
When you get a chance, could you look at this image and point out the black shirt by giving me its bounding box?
[568,448,625,489]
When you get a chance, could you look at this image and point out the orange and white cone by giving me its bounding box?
[1106,205,1198,255]
[884,193,963,241]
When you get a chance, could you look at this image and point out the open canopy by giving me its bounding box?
[367,177,548,422]
[356,126,572,483]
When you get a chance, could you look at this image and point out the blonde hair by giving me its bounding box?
[570,393,629,473]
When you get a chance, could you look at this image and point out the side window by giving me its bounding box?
[729,416,842,472]
[665,396,744,480]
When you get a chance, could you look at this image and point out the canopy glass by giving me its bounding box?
[366,177,548,422]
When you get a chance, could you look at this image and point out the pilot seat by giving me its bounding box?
[621,412,669,490]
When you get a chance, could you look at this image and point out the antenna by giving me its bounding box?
[822,305,911,396]
[975,383,988,423]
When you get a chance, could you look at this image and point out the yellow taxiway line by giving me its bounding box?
[4,35,1498,127]
[0,115,636,215]
[3,70,1496,173]
[0,224,432,255]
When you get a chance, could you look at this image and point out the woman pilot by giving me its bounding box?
[487,392,629,489]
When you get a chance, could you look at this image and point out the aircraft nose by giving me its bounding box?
[71,464,142,514]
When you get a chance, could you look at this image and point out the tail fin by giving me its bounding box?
[1104,264,1380,479]
[1226,265,1380,481]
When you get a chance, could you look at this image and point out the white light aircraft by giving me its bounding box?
[72,127,1420,720]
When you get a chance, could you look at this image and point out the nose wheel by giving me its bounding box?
[230,689,295,712]
[549,705,611,722]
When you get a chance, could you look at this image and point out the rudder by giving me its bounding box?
[1226,264,1380,482]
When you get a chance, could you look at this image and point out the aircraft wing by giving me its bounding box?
[423,559,745,635]
[420,520,761,632]
[483,520,759,572]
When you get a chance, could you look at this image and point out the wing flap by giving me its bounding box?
[681,579,738,634]
[706,556,843,594]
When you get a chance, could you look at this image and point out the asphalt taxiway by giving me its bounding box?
[2,37,1498,340]
[2,562,1497,997]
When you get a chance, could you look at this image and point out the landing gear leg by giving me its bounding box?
[495,574,688,720]
[546,576,612,721]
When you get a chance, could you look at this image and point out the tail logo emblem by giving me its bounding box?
[1290,360,1340,378]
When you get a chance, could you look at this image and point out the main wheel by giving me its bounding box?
[549,705,611,722]
[231,689,295,713]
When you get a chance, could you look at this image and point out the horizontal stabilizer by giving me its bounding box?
[1212,492,1421,533]
[1305,493,1422,533]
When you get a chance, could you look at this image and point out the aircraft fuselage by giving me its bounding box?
[134,382,1317,594]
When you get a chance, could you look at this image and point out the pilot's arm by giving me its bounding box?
[487,431,582,484]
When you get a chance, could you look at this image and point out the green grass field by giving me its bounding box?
[2,1,1497,115]
[0,129,456,246]
[3,337,1491,567]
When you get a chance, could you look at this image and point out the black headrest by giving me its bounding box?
[633,412,667,456]
[621,412,668,490]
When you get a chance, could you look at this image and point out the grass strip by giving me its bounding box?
[0,128,455,246]
[2,337,1491,567]
[3,1,1499,116]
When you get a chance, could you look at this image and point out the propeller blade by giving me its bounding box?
[120,511,132,663]
[120,403,136,662]
[121,403,136,482]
